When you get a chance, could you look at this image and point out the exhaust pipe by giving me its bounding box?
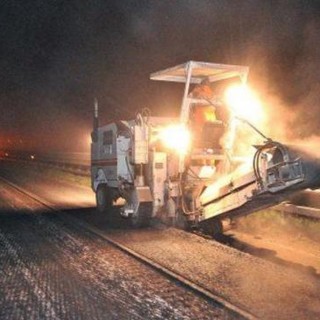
[91,98,99,143]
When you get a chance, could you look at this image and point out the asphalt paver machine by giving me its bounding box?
[91,61,320,234]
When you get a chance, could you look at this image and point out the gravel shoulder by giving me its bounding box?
[224,229,320,274]
[103,226,320,319]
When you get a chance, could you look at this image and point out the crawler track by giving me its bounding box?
[0,176,255,320]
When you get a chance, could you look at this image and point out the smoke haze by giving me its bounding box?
[0,1,319,152]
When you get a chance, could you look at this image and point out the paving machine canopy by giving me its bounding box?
[150,61,249,84]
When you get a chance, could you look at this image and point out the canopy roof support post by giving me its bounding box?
[179,61,193,124]
[179,62,193,173]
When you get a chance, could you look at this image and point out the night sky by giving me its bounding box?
[0,1,319,152]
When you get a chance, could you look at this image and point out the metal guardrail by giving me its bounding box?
[1,153,90,176]
[274,203,320,219]
[36,158,90,176]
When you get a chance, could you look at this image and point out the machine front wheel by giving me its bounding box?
[175,209,192,231]
[202,219,223,238]
[131,202,153,228]
[96,185,113,213]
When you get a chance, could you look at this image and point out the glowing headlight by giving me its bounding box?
[160,124,191,154]
[225,84,263,123]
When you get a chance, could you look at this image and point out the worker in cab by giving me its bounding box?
[190,79,229,151]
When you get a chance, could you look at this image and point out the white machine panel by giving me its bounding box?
[133,125,148,164]
[116,135,133,182]
[151,152,167,211]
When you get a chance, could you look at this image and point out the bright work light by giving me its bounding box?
[160,124,191,154]
[225,84,263,123]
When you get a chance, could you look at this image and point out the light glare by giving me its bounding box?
[225,84,263,123]
[160,124,190,154]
